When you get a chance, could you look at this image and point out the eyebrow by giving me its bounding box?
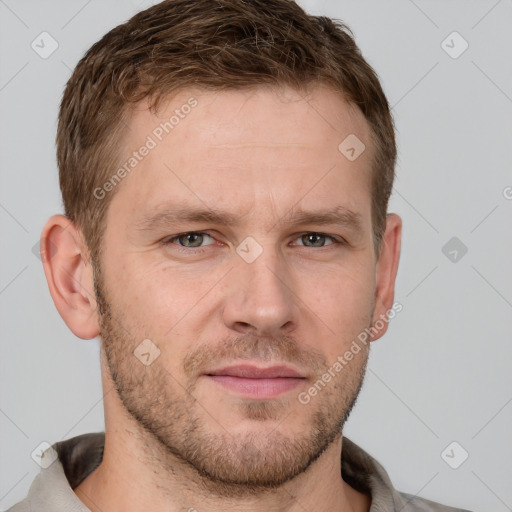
[134,203,364,235]
[134,205,240,233]
[276,205,363,233]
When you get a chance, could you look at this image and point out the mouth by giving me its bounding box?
[203,364,307,399]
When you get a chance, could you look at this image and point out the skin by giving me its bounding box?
[41,84,401,512]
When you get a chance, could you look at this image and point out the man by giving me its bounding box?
[9,0,471,511]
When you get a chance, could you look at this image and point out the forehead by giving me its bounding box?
[109,84,373,225]
[134,84,370,151]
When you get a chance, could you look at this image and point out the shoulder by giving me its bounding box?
[397,491,473,512]
[6,501,30,512]
[341,437,473,512]
[5,433,104,512]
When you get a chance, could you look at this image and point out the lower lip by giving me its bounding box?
[206,375,305,399]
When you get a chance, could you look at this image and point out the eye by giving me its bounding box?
[161,231,344,253]
[163,231,215,249]
[292,233,340,247]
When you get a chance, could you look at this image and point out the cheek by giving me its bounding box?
[109,258,192,316]
[300,265,375,349]
[106,260,217,353]
[308,255,374,303]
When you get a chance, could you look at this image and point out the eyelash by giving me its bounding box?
[161,231,345,254]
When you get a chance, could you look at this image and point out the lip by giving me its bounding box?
[206,364,304,379]
[204,364,306,399]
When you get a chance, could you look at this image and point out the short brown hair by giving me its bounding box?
[57,0,395,263]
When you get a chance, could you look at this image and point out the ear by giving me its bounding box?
[40,215,100,340]
[370,213,402,341]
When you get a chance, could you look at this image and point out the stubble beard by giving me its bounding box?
[93,260,370,497]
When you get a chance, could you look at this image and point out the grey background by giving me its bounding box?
[1,1,511,510]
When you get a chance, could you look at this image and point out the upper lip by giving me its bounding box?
[205,364,305,379]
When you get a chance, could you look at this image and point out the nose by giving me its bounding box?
[222,246,299,337]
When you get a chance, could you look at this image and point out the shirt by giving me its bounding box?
[7,432,471,512]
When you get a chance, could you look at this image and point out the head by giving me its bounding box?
[42,0,401,495]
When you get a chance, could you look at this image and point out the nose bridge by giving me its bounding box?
[223,239,298,335]
[244,248,286,298]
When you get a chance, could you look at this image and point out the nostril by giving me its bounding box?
[234,321,254,332]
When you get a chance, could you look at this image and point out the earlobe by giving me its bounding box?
[40,215,100,340]
[370,213,402,341]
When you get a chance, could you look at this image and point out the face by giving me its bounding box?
[94,84,379,491]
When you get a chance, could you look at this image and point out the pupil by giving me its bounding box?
[181,233,202,247]
[304,233,324,247]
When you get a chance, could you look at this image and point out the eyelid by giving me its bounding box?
[290,233,341,246]
[162,231,215,247]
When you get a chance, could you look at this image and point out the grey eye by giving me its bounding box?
[175,232,213,247]
[299,233,332,247]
